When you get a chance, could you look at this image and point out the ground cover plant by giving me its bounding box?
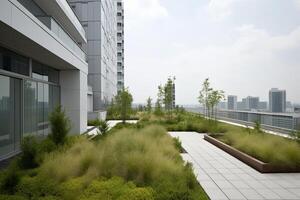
[214,127,300,168]
[0,124,209,200]
[138,110,227,134]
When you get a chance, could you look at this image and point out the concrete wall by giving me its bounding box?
[60,70,88,134]
[69,0,118,111]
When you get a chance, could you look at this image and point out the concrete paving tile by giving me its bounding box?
[245,180,266,189]
[200,180,220,190]
[223,174,241,181]
[205,188,229,200]
[209,173,226,181]
[229,180,251,189]
[272,188,299,199]
[238,188,264,200]
[287,189,300,198]
[259,180,283,189]
[214,180,235,189]
[256,188,281,199]
[222,189,246,200]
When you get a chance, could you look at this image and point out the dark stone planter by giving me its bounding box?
[204,135,300,173]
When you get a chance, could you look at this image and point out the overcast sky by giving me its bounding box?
[124,0,300,105]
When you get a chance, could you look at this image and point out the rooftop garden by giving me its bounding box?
[0,96,209,199]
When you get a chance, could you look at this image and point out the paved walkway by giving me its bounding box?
[169,132,300,200]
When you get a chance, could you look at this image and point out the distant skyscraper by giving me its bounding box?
[269,88,286,113]
[227,95,237,110]
[116,0,125,92]
[258,101,268,110]
[172,83,176,108]
[245,96,259,110]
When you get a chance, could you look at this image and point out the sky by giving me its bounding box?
[124,0,300,105]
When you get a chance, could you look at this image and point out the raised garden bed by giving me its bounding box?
[204,135,300,173]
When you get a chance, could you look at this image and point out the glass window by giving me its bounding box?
[0,75,21,158]
[24,81,38,136]
[32,61,59,83]
[0,47,29,76]
[24,81,60,137]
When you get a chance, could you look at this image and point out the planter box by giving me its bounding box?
[204,135,300,173]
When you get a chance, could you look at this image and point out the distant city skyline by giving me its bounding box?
[125,0,300,105]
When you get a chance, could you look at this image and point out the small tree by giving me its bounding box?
[107,98,117,119]
[198,78,213,118]
[164,77,175,112]
[115,88,133,123]
[154,99,163,116]
[208,90,225,121]
[146,97,152,113]
[49,106,71,145]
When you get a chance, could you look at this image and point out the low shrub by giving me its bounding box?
[16,175,59,198]
[49,106,71,145]
[98,120,109,136]
[0,161,21,194]
[80,177,154,200]
[0,195,27,200]
[18,136,39,169]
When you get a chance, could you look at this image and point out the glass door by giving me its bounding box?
[0,75,21,159]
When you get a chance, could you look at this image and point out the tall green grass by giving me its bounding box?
[38,125,208,200]
[218,130,300,168]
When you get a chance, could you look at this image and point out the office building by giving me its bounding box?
[269,88,286,113]
[258,101,268,110]
[245,96,259,110]
[227,95,237,110]
[69,0,118,117]
[0,0,88,159]
[237,101,245,110]
[116,0,124,92]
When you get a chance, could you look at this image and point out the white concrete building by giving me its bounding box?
[116,0,125,92]
[269,88,286,113]
[0,0,88,160]
[227,95,237,110]
[68,0,118,119]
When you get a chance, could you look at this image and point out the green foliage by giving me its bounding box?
[154,100,163,116]
[139,112,227,134]
[98,120,109,136]
[254,120,263,133]
[218,129,300,167]
[173,137,183,153]
[49,106,71,145]
[38,125,207,200]
[113,88,133,123]
[18,136,39,169]
[0,195,27,200]
[0,161,21,194]
[198,78,212,118]
[16,175,59,198]
[146,97,152,113]
[80,177,154,200]
[198,78,225,120]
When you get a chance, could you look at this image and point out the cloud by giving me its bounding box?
[165,25,300,103]
[206,0,237,21]
[124,0,168,28]
[295,0,300,9]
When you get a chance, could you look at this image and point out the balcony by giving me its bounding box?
[33,0,86,43]
[38,16,86,61]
